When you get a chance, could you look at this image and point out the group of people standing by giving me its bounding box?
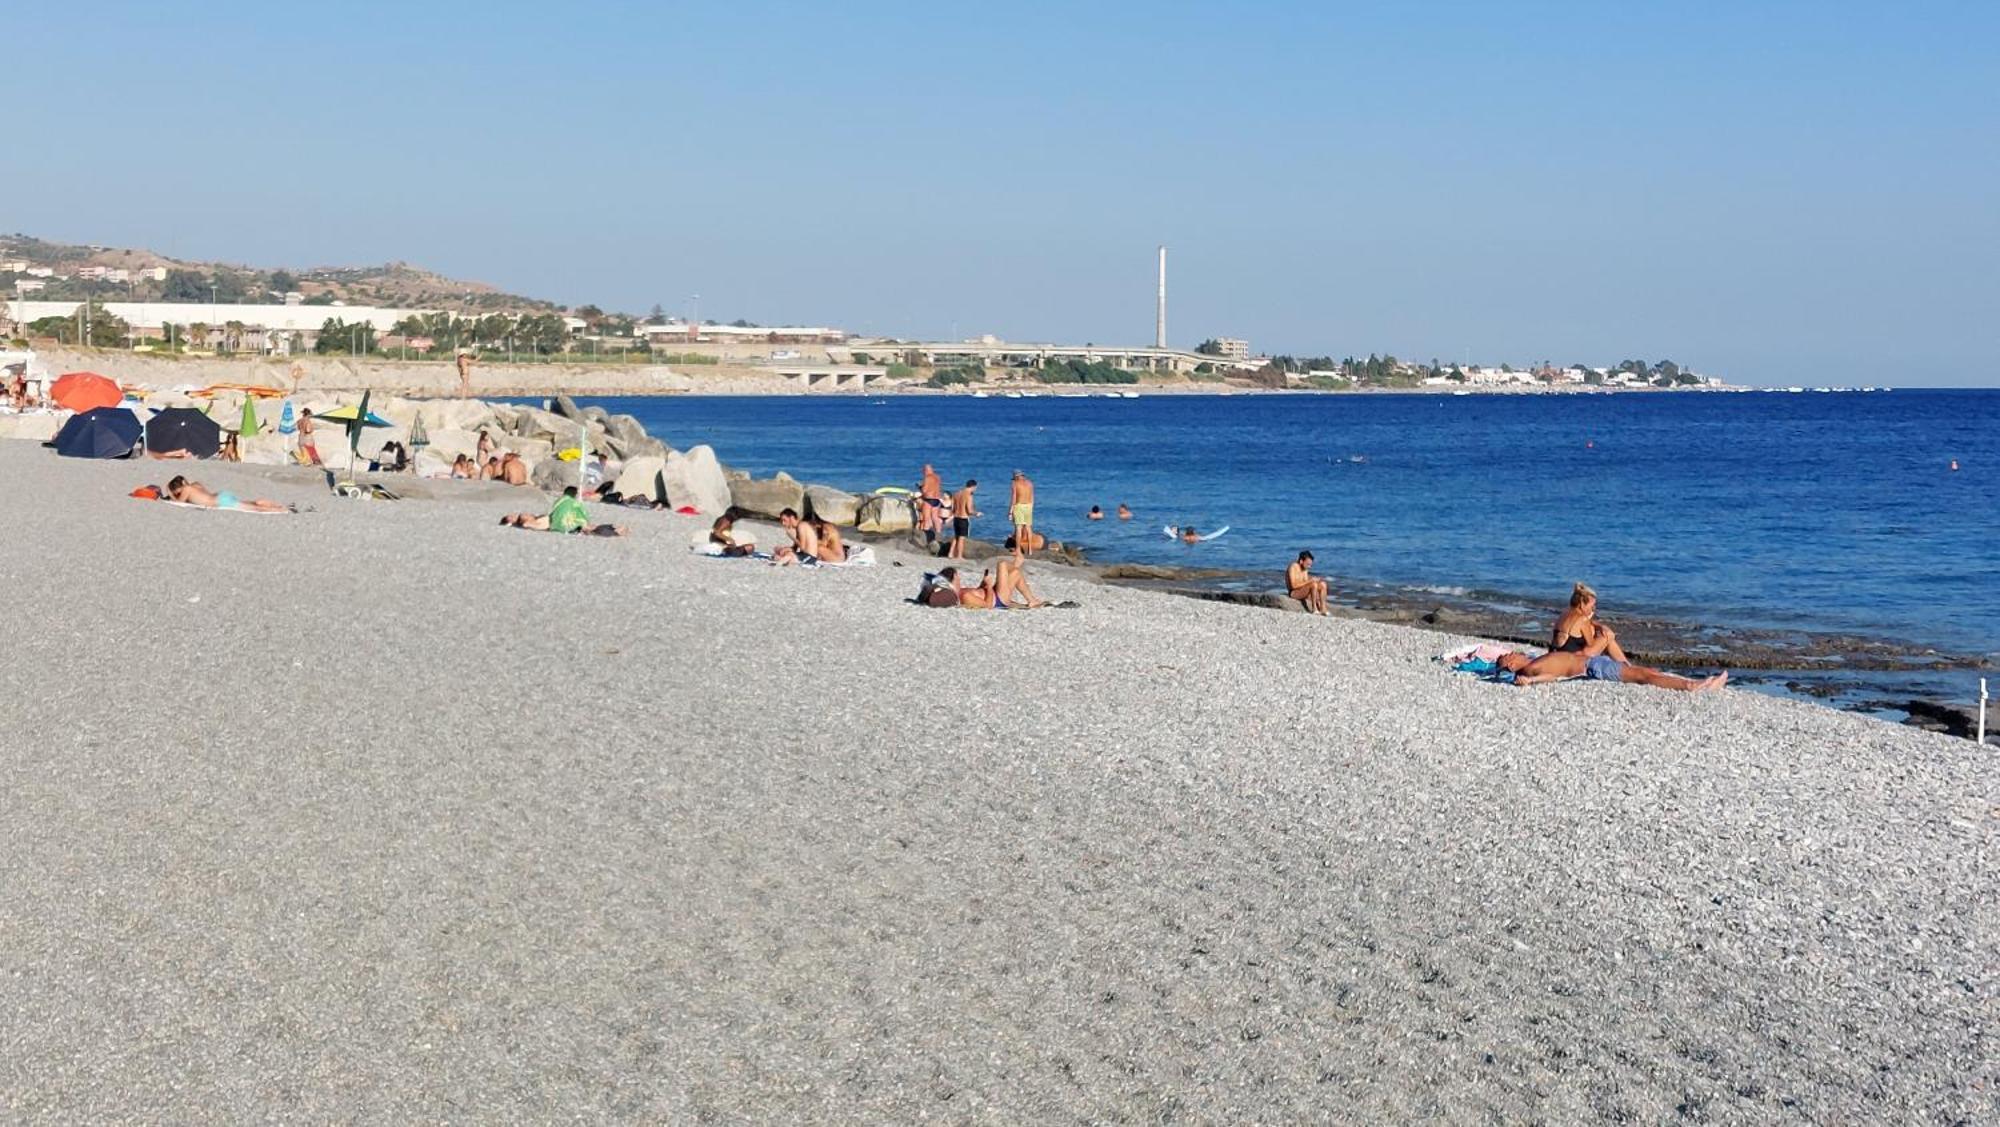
[916,462,1048,561]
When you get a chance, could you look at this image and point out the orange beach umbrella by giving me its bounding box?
[50,372,124,413]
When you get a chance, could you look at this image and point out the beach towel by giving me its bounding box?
[806,545,876,568]
[1441,642,1531,682]
[158,500,290,515]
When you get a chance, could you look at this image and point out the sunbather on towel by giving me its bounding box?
[1495,634,1726,692]
[165,475,293,513]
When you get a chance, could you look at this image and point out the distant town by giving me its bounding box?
[1,234,1723,390]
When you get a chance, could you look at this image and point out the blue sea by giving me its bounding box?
[583,389,1998,669]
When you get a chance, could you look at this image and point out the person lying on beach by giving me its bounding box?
[549,485,628,536]
[1286,550,1330,615]
[164,475,293,513]
[920,566,966,607]
[955,569,998,609]
[996,536,1045,608]
[709,513,756,557]
[1087,505,1104,521]
[772,508,820,566]
[1551,582,1631,663]
[1494,644,1726,692]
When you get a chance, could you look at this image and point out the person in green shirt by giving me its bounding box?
[497,486,629,536]
[549,486,592,533]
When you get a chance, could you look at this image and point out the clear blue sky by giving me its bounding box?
[6,2,1995,385]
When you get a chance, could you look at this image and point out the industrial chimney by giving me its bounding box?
[1155,245,1167,349]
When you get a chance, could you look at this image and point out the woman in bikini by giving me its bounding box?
[1551,582,1631,664]
[814,518,848,565]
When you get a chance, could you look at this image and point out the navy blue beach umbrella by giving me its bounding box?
[51,406,143,459]
[145,406,222,459]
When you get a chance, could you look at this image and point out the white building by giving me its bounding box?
[1210,337,1251,363]
[5,299,436,354]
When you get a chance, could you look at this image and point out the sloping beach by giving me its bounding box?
[0,441,1991,1122]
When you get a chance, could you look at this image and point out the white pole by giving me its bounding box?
[1979,678,1988,747]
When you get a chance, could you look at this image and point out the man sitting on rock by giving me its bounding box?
[1286,550,1330,616]
[500,452,529,486]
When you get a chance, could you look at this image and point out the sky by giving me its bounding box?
[5,1,1995,385]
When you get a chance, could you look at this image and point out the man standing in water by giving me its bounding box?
[1286,550,1330,616]
[1010,470,1035,556]
[919,462,944,547]
[948,479,979,559]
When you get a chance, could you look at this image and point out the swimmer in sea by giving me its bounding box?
[1179,526,1201,544]
[1116,503,1132,520]
[1087,505,1104,521]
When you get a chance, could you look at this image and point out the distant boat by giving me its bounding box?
[1119,391,1140,399]
[1003,391,1023,399]
[971,390,989,398]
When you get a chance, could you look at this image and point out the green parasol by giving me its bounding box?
[321,390,392,480]
[409,410,429,449]
[239,395,259,437]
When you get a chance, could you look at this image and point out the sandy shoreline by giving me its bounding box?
[0,438,1992,1121]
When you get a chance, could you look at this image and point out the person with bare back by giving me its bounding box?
[457,351,474,398]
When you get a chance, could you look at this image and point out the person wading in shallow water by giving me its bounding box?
[1010,470,1036,556]
[918,462,945,547]
[948,480,979,560]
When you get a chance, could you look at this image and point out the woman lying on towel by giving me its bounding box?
[165,475,294,513]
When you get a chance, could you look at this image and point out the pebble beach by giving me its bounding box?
[0,438,1992,1122]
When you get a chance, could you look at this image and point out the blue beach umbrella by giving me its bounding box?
[52,406,142,459]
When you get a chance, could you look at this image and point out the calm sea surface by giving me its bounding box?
[583,390,1998,661]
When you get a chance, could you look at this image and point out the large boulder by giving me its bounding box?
[549,394,583,421]
[855,493,916,533]
[604,413,650,447]
[427,399,499,432]
[511,405,575,442]
[803,483,861,526]
[730,472,805,518]
[420,426,480,464]
[660,445,731,515]
[236,434,294,466]
[412,450,451,479]
[495,435,554,463]
[0,413,64,443]
[611,455,668,503]
[606,433,668,462]
[532,455,576,492]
